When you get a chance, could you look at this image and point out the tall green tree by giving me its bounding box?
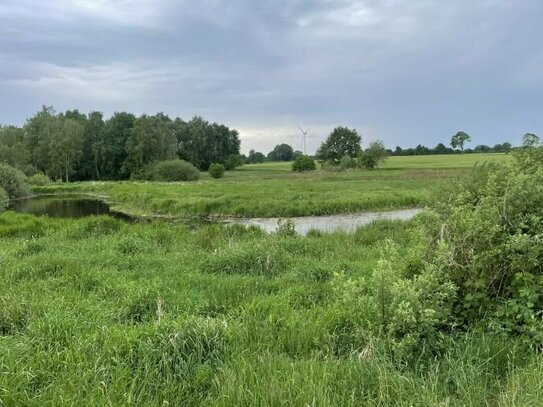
[24,106,60,173]
[246,149,266,164]
[49,118,84,182]
[316,126,362,162]
[450,131,471,153]
[269,143,294,161]
[99,112,136,179]
[81,111,106,180]
[124,113,177,176]
[176,116,240,170]
[522,133,540,148]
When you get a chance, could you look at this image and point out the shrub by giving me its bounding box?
[224,154,244,171]
[26,173,51,186]
[0,163,31,198]
[276,218,297,236]
[320,160,342,172]
[138,160,200,182]
[0,187,7,212]
[332,242,456,360]
[419,147,543,346]
[339,155,357,170]
[360,140,388,170]
[208,163,225,179]
[292,155,316,172]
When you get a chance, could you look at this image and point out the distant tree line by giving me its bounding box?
[247,130,520,166]
[244,143,304,164]
[0,106,242,181]
[390,142,513,156]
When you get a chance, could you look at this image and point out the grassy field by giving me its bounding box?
[34,153,511,218]
[1,212,541,406]
[4,152,540,406]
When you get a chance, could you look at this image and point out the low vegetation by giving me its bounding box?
[26,173,51,186]
[2,150,541,405]
[33,154,511,218]
[291,155,316,172]
[134,160,201,182]
[0,186,8,211]
[208,163,225,179]
[0,163,31,199]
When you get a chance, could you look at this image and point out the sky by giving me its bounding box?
[1,0,542,154]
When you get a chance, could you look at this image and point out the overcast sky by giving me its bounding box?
[1,0,542,153]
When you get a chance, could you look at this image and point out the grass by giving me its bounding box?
[33,153,511,218]
[1,212,541,406]
[3,152,538,406]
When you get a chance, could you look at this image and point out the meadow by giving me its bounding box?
[3,151,542,407]
[33,153,511,218]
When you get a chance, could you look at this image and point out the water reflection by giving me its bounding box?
[224,208,422,236]
[10,195,131,221]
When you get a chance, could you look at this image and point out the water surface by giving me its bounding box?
[224,208,422,235]
[9,195,421,234]
[9,195,131,220]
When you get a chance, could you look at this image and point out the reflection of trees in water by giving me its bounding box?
[11,197,110,218]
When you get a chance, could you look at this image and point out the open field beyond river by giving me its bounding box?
[33,153,511,218]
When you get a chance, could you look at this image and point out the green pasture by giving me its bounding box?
[34,153,511,218]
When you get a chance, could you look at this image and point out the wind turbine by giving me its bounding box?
[298,126,310,155]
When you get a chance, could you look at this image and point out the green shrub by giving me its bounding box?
[154,160,200,182]
[224,154,244,171]
[292,155,316,172]
[360,140,388,170]
[26,173,51,186]
[339,155,357,170]
[136,160,200,182]
[0,163,31,198]
[208,163,225,179]
[276,218,297,237]
[333,242,456,360]
[320,160,342,172]
[0,186,8,212]
[419,147,543,346]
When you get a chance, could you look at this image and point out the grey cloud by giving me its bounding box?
[1,0,542,153]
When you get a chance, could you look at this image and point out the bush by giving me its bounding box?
[26,173,51,186]
[419,148,543,346]
[224,154,244,171]
[0,163,31,198]
[360,140,388,170]
[339,155,357,170]
[137,160,200,182]
[208,163,225,179]
[0,186,8,212]
[333,242,455,360]
[292,155,316,172]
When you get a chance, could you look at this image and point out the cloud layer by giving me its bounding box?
[1,0,542,152]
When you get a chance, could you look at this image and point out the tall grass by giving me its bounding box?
[0,211,540,406]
